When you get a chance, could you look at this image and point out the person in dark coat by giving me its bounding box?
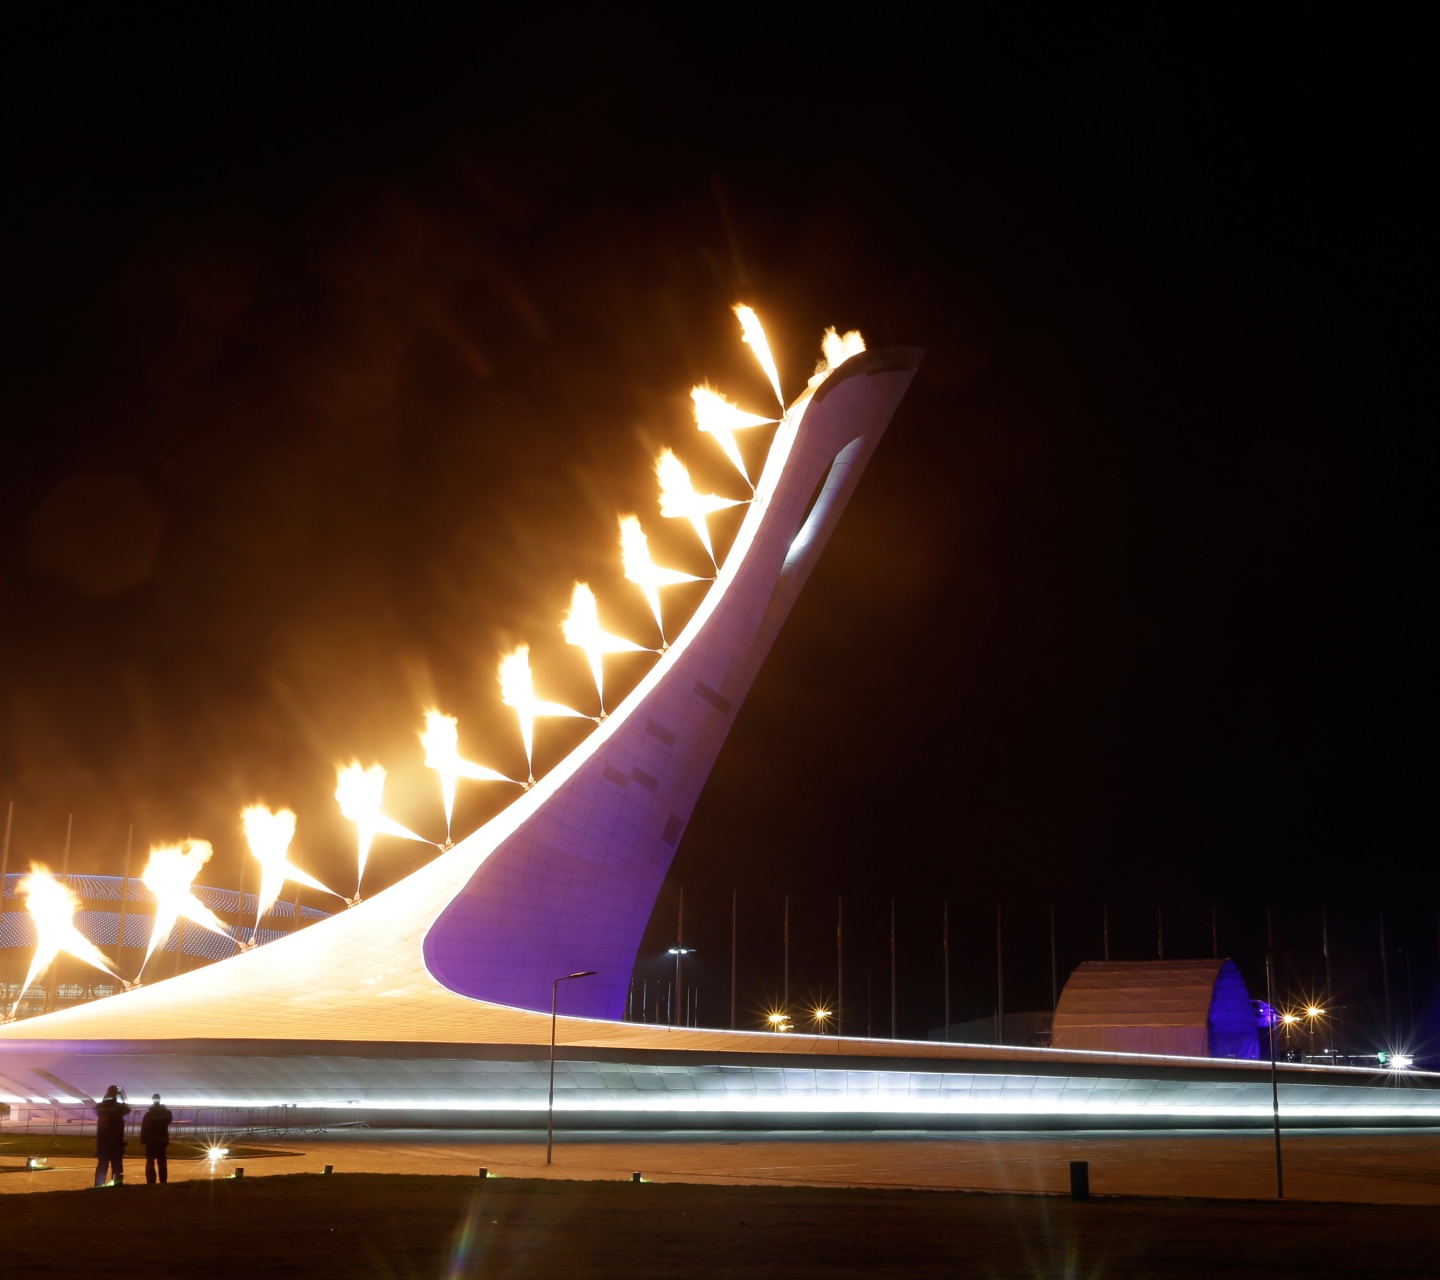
[93,1085,131,1187]
[140,1093,173,1185]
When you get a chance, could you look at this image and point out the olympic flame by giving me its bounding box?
[419,710,520,840]
[139,839,234,974]
[240,805,341,940]
[335,762,432,899]
[11,867,121,1013]
[619,515,701,645]
[499,645,587,781]
[690,385,774,484]
[562,582,648,714]
[656,449,741,566]
[733,304,785,409]
[808,326,867,389]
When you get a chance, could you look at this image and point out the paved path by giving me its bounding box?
[4,1127,1438,1204]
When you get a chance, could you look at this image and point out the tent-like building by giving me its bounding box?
[1052,960,1259,1060]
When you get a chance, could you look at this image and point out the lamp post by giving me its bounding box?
[546,969,597,1165]
[1265,947,1284,1199]
[667,947,694,1026]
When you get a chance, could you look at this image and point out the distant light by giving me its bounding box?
[1387,1053,1414,1071]
[1280,1013,1299,1025]
[1306,1006,1325,1018]
[813,1008,831,1020]
[206,1145,229,1162]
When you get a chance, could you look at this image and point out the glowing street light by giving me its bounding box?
[812,1006,832,1033]
[656,449,742,568]
[766,1011,792,1033]
[139,840,236,977]
[690,385,774,486]
[240,805,342,944]
[419,710,521,844]
[666,946,695,1028]
[733,304,785,410]
[561,583,649,717]
[499,646,589,785]
[335,763,434,902]
[547,969,597,1166]
[619,515,700,647]
[8,867,123,1017]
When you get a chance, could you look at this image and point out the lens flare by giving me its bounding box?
[335,763,433,900]
[240,805,341,941]
[733,304,785,409]
[499,645,588,783]
[656,449,742,567]
[562,582,649,715]
[139,839,234,975]
[419,710,521,841]
[690,385,774,485]
[9,866,122,1014]
[619,515,701,646]
[807,326,867,388]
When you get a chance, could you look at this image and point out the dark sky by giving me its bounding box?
[1,11,1433,1040]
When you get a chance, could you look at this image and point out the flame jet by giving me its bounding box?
[499,646,589,784]
[419,710,522,844]
[9,867,122,1015]
[656,449,742,568]
[808,326,867,389]
[562,582,650,716]
[336,763,434,902]
[139,839,234,976]
[733,304,785,410]
[619,515,701,646]
[691,385,774,486]
[240,805,341,944]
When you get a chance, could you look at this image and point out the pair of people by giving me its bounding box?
[93,1086,173,1187]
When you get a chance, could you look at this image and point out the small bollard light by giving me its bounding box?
[631,1172,642,1184]
[1069,1160,1090,1202]
[323,1164,333,1175]
[233,1167,245,1180]
[478,1167,488,1179]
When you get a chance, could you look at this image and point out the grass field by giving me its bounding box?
[4,1173,1433,1279]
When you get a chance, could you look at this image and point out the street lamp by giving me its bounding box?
[1302,1005,1325,1061]
[547,969,597,1166]
[812,1007,832,1033]
[1265,947,1284,1200]
[667,947,694,1027]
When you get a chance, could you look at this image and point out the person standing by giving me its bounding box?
[93,1085,131,1187]
[140,1093,173,1185]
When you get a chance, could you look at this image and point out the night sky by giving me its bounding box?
[2,12,1433,1044]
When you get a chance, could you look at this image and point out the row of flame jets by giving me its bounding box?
[3,307,866,1018]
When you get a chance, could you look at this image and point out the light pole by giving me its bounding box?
[667,947,695,1026]
[547,969,597,1165]
[1265,947,1284,1199]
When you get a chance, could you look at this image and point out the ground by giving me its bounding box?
[3,1129,1438,1277]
